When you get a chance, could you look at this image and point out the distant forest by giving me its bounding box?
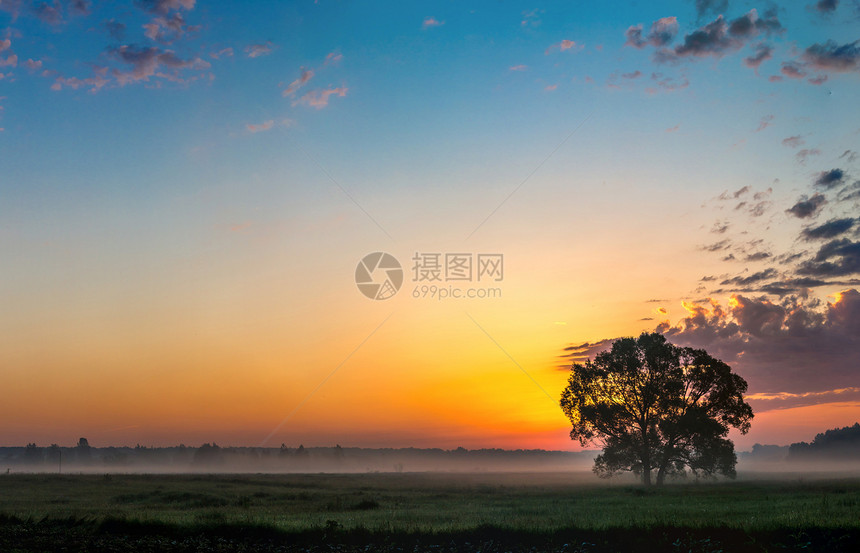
[741,422,860,465]
[3,423,857,473]
[0,440,596,473]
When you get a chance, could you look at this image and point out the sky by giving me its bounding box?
[0,0,859,452]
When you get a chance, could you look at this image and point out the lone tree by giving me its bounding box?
[560,332,753,486]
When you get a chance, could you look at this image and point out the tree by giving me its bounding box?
[560,332,753,486]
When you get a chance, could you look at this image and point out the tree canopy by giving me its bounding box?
[560,332,753,485]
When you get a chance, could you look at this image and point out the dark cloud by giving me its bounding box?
[711,221,730,234]
[814,168,846,188]
[720,268,778,286]
[621,70,642,79]
[797,239,860,277]
[744,43,773,70]
[802,218,856,241]
[727,8,782,38]
[782,135,804,148]
[659,10,781,62]
[137,0,195,15]
[813,0,839,13]
[796,148,821,164]
[802,40,860,73]
[694,0,729,19]
[781,61,806,79]
[625,17,679,49]
[655,290,860,394]
[787,193,827,218]
[33,1,62,25]
[839,150,858,163]
[837,180,860,202]
[703,239,732,252]
[104,19,126,41]
[745,251,772,262]
[70,0,90,15]
[106,45,208,86]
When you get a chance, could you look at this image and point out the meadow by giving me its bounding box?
[1,472,859,551]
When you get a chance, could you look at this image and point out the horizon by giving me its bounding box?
[1,1,859,453]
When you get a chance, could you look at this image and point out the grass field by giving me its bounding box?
[1,472,859,551]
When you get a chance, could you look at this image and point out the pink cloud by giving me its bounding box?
[545,39,582,54]
[293,86,348,109]
[544,83,558,91]
[509,64,527,71]
[246,120,274,133]
[244,42,274,58]
[422,16,443,28]
[325,52,343,65]
[282,68,314,97]
[210,47,234,59]
[665,124,680,132]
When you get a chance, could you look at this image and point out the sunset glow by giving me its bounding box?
[1,0,858,453]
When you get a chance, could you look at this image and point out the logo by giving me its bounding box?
[355,252,403,300]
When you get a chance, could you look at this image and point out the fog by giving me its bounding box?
[3,443,858,479]
[0,445,598,474]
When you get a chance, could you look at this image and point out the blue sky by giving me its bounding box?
[1,0,859,448]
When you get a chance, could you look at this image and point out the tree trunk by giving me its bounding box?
[656,466,666,486]
[642,468,652,486]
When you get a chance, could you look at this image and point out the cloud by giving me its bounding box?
[324,52,343,65]
[781,62,806,79]
[795,148,821,164]
[693,0,728,19]
[104,19,126,41]
[33,0,62,25]
[137,0,195,15]
[23,58,42,71]
[509,64,527,71]
[50,68,110,92]
[782,135,804,148]
[69,0,90,15]
[808,74,828,85]
[625,17,679,48]
[244,42,274,58]
[282,68,314,97]
[754,114,774,132]
[797,239,860,277]
[293,86,348,109]
[802,40,860,73]
[422,16,443,29]
[245,119,292,134]
[786,193,827,218]
[143,12,200,43]
[814,168,846,188]
[544,84,558,91]
[545,39,582,54]
[666,124,680,132]
[812,0,839,13]
[656,290,860,393]
[743,43,773,70]
[246,120,273,133]
[622,70,642,79]
[802,218,856,241]
[720,268,779,286]
[209,47,233,59]
[657,10,781,62]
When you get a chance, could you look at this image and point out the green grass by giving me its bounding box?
[1,471,859,533]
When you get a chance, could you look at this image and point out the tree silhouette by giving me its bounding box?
[560,332,753,486]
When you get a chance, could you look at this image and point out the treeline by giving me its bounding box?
[0,440,596,473]
[739,422,860,466]
[787,422,860,460]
